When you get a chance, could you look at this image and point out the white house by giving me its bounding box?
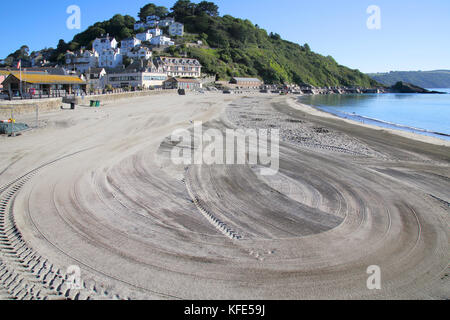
[93,36,118,53]
[149,28,163,37]
[169,22,184,37]
[136,30,153,42]
[146,15,160,27]
[159,17,175,27]
[134,22,146,31]
[120,37,142,54]
[98,48,123,68]
[146,15,160,22]
[86,68,107,90]
[65,49,99,74]
[150,36,174,46]
[127,47,153,60]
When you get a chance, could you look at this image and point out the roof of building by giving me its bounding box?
[88,68,106,74]
[165,77,200,83]
[3,73,85,85]
[232,77,262,82]
[122,37,139,41]
[0,70,50,76]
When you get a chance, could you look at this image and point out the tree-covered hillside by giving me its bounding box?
[368,70,450,88]
[168,1,378,86]
[2,0,379,87]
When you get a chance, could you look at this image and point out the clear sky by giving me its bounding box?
[1,0,449,73]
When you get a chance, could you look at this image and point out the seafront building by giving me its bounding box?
[230,77,263,88]
[107,70,168,89]
[155,57,202,78]
[1,73,86,96]
[163,77,201,90]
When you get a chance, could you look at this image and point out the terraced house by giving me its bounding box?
[155,57,202,78]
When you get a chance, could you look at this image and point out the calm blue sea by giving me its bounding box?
[298,89,450,141]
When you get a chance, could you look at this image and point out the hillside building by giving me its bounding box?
[136,30,153,42]
[169,22,184,37]
[120,38,142,54]
[98,48,123,68]
[150,36,174,46]
[93,36,118,53]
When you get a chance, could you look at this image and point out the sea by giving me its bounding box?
[298,89,450,141]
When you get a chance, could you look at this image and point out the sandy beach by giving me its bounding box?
[0,92,448,300]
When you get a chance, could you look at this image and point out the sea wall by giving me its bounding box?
[0,89,177,118]
[0,98,62,118]
[64,89,177,106]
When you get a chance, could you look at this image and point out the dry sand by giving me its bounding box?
[0,92,448,300]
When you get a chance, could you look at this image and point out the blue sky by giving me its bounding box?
[1,0,449,73]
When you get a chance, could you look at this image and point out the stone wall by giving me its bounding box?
[64,89,176,106]
[0,89,177,118]
[0,98,63,118]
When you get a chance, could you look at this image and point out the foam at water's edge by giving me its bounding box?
[321,108,450,139]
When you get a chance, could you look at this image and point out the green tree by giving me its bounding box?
[304,43,311,52]
[123,56,132,68]
[171,0,196,21]
[138,3,168,20]
[195,1,219,17]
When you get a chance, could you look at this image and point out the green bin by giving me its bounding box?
[96,101,100,107]
[90,100,95,107]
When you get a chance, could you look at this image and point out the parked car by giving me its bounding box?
[223,90,232,94]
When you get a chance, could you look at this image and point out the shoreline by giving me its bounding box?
[286,96,450,148]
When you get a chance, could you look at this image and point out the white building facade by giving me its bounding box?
[127,47,153,60]
[159,17,175,27]
[120,37,142,54]
[93,36,118,53]
[98,48,123,68]
[136,30,153,42]
[65,49,99,74]
[107,71,168,88]
[150,36,175,46]
[169,23,184,37]
[156,57,202,78]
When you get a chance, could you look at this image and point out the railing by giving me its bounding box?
[1,86,166,101]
